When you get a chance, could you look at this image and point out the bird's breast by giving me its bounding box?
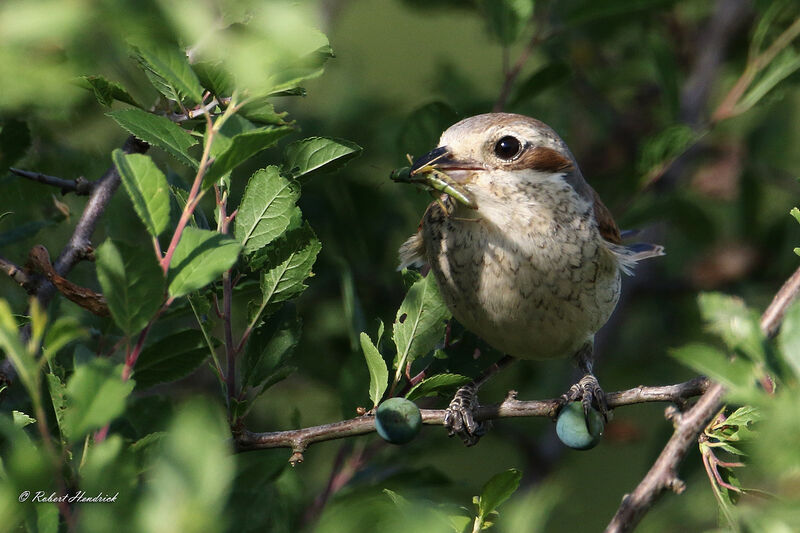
[422,172,621,359]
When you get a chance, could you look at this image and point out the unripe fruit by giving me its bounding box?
[556,401,604,450]
[375,398,422,444]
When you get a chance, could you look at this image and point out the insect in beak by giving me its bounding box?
[392,148,478,210]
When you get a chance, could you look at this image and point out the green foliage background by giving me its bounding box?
[1,0,800,532]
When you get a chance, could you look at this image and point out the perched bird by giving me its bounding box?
[397,113,663,445]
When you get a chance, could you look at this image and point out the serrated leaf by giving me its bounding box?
[96,239,165,336]
[168,227,242,298]
[64,359,134,439]
[108,109,198,168]
[778,300,800,380]
[360,332,388,407]
[74,75,140,107]
[202,126,294,188]
[478,469,522,520]
[393,274,451,375]
[46,373,70,441]
[234,167,300,254]
[239,99,289,126]
[670,343,754,391]
[405,373,471,402]
[133,329,210,389]
[256,223,321,308]
[283,136,362,180]
[191,61,234,98]
[242,310,301,390]
[697,292,765,363]
[12,410,36,428]
[130,43,204,105]
[111,150,171,237]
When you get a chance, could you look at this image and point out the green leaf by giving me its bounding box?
[0,300,37,395]
[238,99,289,126]
[130,42,204,105]
[133,329,211,389]
[96,239,165,336]
[392,273,451,376]
[791,207,800,224]
[64,359,134,439]
[255,223,322,309]
[778,300,800,380]
[637,124,698,177]
[361,332,388,407]
[510,62,571,106]
[479,0,534,46]
[112,151,171,236]
[168,227,242,298]
[191,61,234,98]
[398,102,459,161]
[478,469,522,520]
[406,373,471,402]
[202,126,294,188]
[737,48,800,114]
[46,373,70,442]
[234,167,300,254]
[282,136,363,181]
[697,292,765,363]
[42,316,87,358]
[137,400,233,533]
[670,343,754,391]
[12,410,36,428]
[108,109,199,168]
[74,75,140,107]
[242,310,301,390]
[0,118,31,169]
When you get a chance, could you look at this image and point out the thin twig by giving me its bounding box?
[605,263,800,533]
[0,255,35,291]
[235,378,710,461]
[9,168,95,196]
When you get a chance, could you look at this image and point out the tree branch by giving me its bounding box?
[0,254,35,291]
[234,378,710,463]
[9,168,95,196]
[605,263,800,533]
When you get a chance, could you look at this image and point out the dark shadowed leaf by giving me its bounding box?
[202,126,294,188]
[133,329,211,389]
[242,308,301,390]
[479,468,522,519]
[406,373,471,401]
[479,0,534,46]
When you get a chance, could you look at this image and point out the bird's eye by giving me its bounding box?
[493,136,523,160]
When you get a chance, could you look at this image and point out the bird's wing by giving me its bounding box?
[591,188,622,245]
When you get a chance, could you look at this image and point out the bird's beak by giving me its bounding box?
[409,146,483,180]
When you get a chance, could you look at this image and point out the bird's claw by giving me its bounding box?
[444,384,488,446]
[561,373,609,423]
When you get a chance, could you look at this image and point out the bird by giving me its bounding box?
[396,112,663,445]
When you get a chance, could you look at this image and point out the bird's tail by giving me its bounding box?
[608,242,665,275]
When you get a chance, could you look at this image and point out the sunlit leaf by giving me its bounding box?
[130,42,204,105]
[74,75,140,108]
[202,126,293,188]
[361,332,388,407]
[283,136,363,180]
[108,109,199,168]
[64,359,134,439]
[168,228,242,298]
[234,166,300,254]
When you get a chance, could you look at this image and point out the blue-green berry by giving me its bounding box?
[556,402,604,450]
[375,398,422,444]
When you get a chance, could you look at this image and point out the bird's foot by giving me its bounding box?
[444,384,488,446]
[561,373,609,423]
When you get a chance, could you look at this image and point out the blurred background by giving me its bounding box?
[1,0,799,531]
